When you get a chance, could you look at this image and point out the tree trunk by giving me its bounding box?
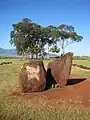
[40,48,44,60]
[26,52,29,59]
[26,52,28,59]
[31,52,34,59]
[22,51,25,60]
[36,53,38,59]
[62,39,65,56]
[48,44,50,59]
[42,54,44,60]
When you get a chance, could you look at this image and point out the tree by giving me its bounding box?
[57,24,83,55]
[49,45,60,53]
[39,26,53,58]
[48,24,83,55]
[10,18,43,59]
[33,44,40,59]
[10,18,31,57]
[10,18,83,59]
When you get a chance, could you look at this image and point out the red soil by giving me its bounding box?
[10,78,90,108]
[40,78,90,108]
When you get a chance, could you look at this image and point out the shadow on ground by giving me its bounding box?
[46,68,87,89]
[66,78,87,86]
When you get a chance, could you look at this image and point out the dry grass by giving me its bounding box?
[73,60,90,67]
[0,59,90,120]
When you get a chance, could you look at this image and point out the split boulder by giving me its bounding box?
[47,52,73,88]
[19,60,46,93]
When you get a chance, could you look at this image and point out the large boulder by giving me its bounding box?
[19,60,46,93]
[47,52,73,88]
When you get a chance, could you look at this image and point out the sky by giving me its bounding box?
[0,0,90,56]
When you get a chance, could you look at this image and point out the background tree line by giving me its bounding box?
[10,18,83,59]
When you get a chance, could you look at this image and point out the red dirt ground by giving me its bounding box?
[10,78,90,108]
[41,79,90,108]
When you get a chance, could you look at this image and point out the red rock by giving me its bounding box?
[19,60,46,93]
[47,52,73,88]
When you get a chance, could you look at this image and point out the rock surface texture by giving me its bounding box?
[19,60,46,93]
[47,52,73,88]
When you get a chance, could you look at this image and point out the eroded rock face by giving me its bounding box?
[19,60,46,93]
[47,52,73,88]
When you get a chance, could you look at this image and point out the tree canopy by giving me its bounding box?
[10,18,83,59]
